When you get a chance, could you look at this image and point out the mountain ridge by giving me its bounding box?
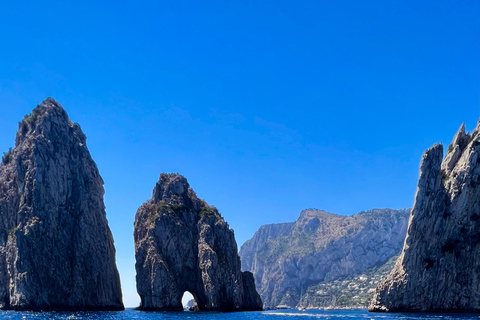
[240,207,410,309]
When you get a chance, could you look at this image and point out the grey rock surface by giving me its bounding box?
[0,98,123,311]
[239,208,409,309]
[134,173,262,311]
[369,122,480,313]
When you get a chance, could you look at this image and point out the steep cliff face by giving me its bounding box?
[370,122,480,313]
[240,222,294,272]
[134,173,262,311]
[0,98,123,311]
[239,208,409,309]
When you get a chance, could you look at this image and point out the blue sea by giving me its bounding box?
[0,309,478,320]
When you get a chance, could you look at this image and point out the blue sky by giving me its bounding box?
[0,0,478,308]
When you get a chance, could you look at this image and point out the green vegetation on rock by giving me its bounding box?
[25,105,43,125]
[1,148,13,165]
[447,143,455,154]
[156,202,186,217]
[199,206,217,218]
[8,227,16,237]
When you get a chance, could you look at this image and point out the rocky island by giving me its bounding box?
[369,122,480,313]
[134,173,262,311]
[240,208,410,309]
[0,98,124,311]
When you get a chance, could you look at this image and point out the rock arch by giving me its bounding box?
[134,173,262,311]
[181,291,196,310]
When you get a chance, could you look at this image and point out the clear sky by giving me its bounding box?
[0,0,478,308]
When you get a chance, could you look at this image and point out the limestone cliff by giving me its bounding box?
[134,173,262,311]
[369,122,480,313]
[239,208,409,309]
[0,98,123,310]
[298,254,399,309]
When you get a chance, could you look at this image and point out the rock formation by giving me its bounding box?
[239,208,409,309]
[369,122,480,313]
[0,98,123,311]
[134,173,262,311]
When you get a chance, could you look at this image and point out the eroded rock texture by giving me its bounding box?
[369,122,480,312]
[240,208,409,309]
[0,98,123,311]
[134,173,262,311]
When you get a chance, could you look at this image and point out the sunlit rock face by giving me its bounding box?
[0,98,124,311]
[370,122,480,313]
[134,173,262,311]
[240,208,410,309]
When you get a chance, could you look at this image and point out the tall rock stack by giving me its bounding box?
[369,122,480,312]
[134,173,262,311]
[0,98,123,311]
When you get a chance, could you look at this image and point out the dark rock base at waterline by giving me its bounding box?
[3,305,125,312]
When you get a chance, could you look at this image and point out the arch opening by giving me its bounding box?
[181,291,196,311]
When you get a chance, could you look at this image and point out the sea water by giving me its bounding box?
[0,309,478,320]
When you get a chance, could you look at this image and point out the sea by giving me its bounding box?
[0,309,478,320]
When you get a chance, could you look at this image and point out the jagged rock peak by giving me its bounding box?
[148,173,219,221]
[134,173,262,312]
[0,98,123,311]
[152,173,196,203]
[441,123,471,175]
[14,98,85,147]
[369,120,480,313]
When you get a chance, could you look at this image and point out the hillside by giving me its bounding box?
[240,208,409,309]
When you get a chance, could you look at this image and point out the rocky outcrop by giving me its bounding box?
[239,208,409,309]
[369,122,480,313]
[134,173,262,311]
[0,98,123,310]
